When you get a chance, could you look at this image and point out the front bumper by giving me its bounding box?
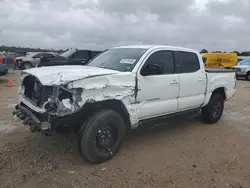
[13,102,78,133]
[13,103,51,132]
[235,72,247,76]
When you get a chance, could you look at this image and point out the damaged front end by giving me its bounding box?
[13,74,82,133]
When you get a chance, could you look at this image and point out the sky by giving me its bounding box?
[0,0,249,51]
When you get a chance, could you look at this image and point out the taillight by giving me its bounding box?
[0,57,5,63]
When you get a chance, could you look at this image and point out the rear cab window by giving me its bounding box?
[174,51,200,73]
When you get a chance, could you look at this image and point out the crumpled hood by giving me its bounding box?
[22,65,120,85]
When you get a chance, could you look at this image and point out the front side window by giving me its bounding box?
[87,48,147,72]
[140,50,175,76]
[174,51,200,73]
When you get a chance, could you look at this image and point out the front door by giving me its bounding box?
[136,50,180,120]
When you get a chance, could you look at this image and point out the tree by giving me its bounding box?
[232,51,240,56]
[200,49,208,53]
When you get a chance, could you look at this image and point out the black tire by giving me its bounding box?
[245,72,250,81]
[78,109,126,164]
[21,62,32,70]
[201,93,224,124]
[236,75,240,80]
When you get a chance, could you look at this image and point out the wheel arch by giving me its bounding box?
[203,87,226,107]
[74,99,132,134]
[21,61,32,70]
[211,87,226,100]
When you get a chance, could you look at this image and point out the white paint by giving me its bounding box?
[178,70,206,110]
[17,45,236,130]
[203,72,236,106]
[22,65,120,85]
[136,73,179,120]
[62,99,72,110]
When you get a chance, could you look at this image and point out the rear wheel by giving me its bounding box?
[78,109,126,164]
[202,93,224,124]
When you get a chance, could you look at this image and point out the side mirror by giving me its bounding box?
[141,64,163,76]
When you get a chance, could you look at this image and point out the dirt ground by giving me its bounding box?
[0,70,250,188]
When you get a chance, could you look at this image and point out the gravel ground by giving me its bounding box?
[0,71,250,188]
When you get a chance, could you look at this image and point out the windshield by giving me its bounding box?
[60,49,76,58]
[87,48,147,72]
[238,59,250,65]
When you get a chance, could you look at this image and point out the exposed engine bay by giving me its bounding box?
[14,74,83,133]
[13,65,137,134]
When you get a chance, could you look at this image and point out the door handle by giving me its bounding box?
[170,80,179,84]
[198,78,205,82]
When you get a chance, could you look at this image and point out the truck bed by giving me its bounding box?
[205,68,235,73]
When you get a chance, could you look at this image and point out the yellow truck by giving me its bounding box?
[201,53,238,69]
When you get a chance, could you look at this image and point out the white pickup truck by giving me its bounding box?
[13,45,236,163]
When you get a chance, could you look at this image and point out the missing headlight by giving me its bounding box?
[58,87,73,102]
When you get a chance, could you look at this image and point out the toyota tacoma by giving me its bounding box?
[13,45,236,163]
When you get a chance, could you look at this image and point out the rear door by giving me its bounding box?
[174,51,206,110]
[69,50,90,65]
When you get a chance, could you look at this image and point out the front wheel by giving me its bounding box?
[78,109,126,164]
[21,62,32,70]
[245,72,250,81]
[201,94,224,124]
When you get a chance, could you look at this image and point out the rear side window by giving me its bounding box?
[41,53,55,58]
[174,51,200,73]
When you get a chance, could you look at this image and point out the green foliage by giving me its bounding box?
[200,49,208,53]
[201,49,250,56]
[0,45,64,54]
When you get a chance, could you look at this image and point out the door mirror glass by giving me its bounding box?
[141,64,163,76]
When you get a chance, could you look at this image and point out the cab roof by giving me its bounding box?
[112,45,198,53]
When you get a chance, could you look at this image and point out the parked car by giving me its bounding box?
[232,58,250,80]
[201,53,238,69]
[13,45,236,164]
[19,52,58,70]
[38,48,102,67]
[0,56,8,76]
